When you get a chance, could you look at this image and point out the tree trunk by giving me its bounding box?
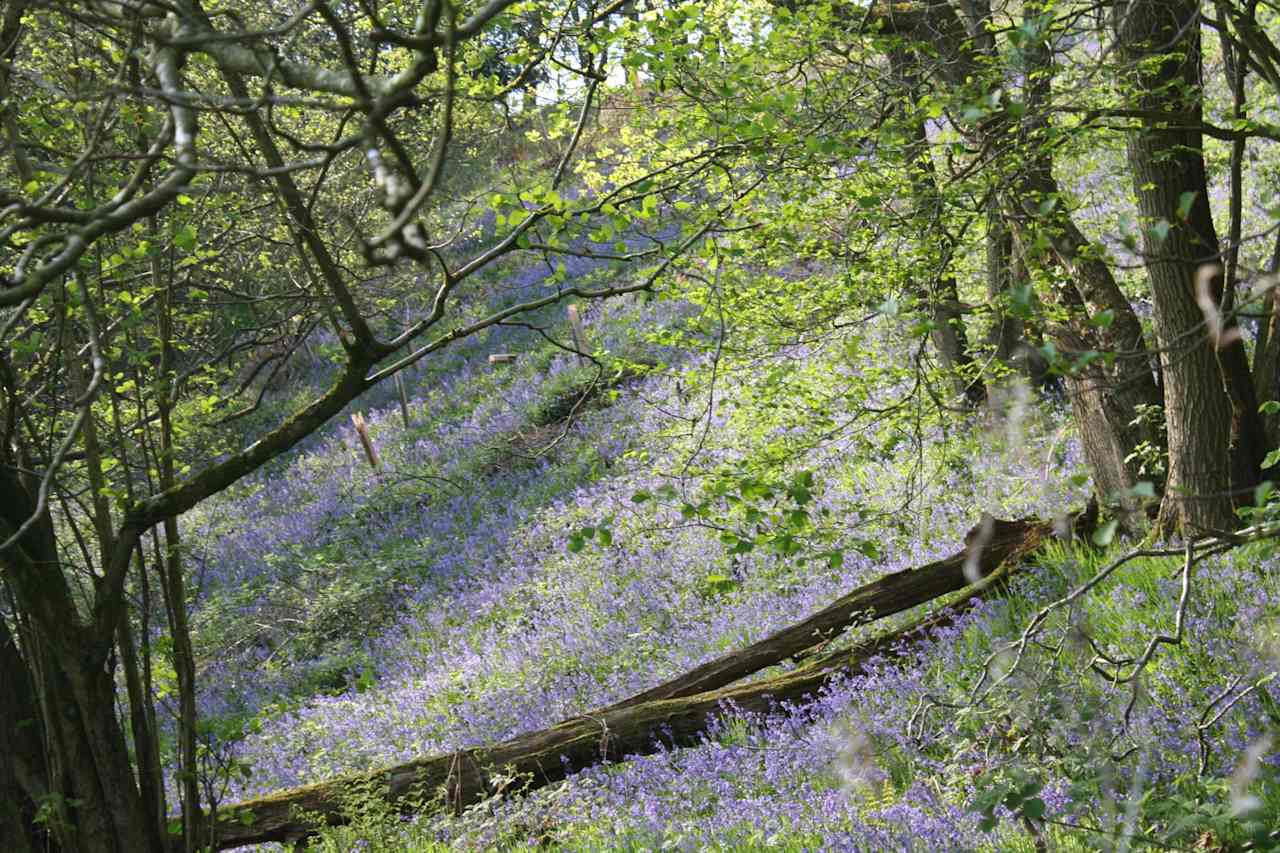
[603,517,1051,711]
[1114,0,1258,535]
[0,468,158,853]
[1251,231,1280,447]
[156,237,203,852]
[0,616,49,853]
[985,204,1024,366]
[1001,165,1164,511]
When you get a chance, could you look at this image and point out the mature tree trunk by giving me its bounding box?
[963,0,1050,396]
[985,204,1023,367]
[1253,229,1280,446]
[1009,190,1165,505]
[0,467,159,853]
[0,616,48,853]
[1114,0,1262,534]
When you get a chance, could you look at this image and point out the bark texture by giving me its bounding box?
[0,618,48,853]
[603,517,1049,711]
[1252,231,1280,446]
[1115,0,1261,534]
[0,466,159,853]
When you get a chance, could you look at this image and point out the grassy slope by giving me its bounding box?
[179,227,1280,852]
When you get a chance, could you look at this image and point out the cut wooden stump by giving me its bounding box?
[199,516,1055,850]
[488,353,518,365]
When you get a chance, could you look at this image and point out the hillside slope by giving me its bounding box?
[177,247,1280,851]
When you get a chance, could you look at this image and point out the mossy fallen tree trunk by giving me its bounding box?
[601,516,1052,711]
[203,516,1055,850]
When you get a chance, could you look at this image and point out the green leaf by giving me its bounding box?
[1021,797,1046,820]
[1092,519,1119,547]
[703,573,738,595]
[174,224,197,250]
[630,490,651,503]
[854,540,881,560]
[1264,449,1280,469]
[1176,191,1197,220]
[1148,220,1170,244]
[1128,481,1156,499]
[1089,309,1115,328]
[1260,400,1280,415]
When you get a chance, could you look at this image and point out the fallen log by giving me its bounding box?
[204,516,1054,849]
[601,516,1052,711]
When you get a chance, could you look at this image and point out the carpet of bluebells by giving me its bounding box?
[177,253,1280,851]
